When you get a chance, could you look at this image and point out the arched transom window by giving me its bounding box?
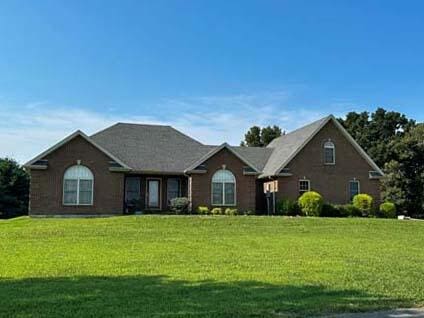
[324,141,335,164]
[211,169,236,206]
[63,165,94,205]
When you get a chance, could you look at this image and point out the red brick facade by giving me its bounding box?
[274,121,381,204]
[29,136,125,215]
[189,148,257,212]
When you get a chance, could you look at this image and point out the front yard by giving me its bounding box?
[0,216,423,317]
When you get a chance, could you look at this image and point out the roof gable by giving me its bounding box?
[261,115,383,177]
[24,130,131,169]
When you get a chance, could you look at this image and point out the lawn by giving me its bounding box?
[0,216,423,317]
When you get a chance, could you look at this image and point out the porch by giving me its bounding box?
[124,174,188,213]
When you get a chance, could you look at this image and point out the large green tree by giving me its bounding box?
[241,125,283,147]
[0,158,30,218]
[339,108,416,167]
[381,124,424,216]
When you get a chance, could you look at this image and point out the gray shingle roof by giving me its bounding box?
[229,146,274,171]
[261,116,331,177]
[91,123,213,173]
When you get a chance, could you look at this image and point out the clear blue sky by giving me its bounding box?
[0,0,423,162]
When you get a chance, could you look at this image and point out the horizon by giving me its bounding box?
[1,0,424,163]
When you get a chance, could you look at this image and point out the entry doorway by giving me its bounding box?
[146,178,161,209]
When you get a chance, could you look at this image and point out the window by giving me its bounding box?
[349,179,360,200]
[63,165,93,205]
[167,178,181,203]
[299,179,310,195]
[211,169,236,205]
[125,177,141,202]
[324,141,335,164]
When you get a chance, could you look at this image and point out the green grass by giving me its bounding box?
[0,216,423,317]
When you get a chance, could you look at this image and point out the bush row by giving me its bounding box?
[277,191,397,218]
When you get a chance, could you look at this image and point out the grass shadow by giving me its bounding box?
[0,275,410,317]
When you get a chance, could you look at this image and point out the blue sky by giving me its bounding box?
[1,0,424,162]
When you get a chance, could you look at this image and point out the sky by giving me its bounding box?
[1,0,424,163]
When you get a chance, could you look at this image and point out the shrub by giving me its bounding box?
[379,202,396,218]
[277,198,301,216]
[243,209,254,216]
[197,206,209,215]
[352,194,374,217]
[169,197,190,214]
[338,204,362,217]
[224,208,238,216]
[298,191,324,216]
[321,203,343,217]
[211,207,223,215]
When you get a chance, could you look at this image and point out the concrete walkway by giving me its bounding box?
[329,308,424,318]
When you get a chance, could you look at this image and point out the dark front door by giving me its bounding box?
[146,179,161,209]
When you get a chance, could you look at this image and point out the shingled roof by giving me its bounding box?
[26,114,383,176]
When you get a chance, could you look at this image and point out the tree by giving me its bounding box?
[241,125,283,147]
[382,124,424,216]
[0,158,30,218]
[339,107,416,167]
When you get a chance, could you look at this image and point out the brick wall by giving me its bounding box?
[275,121,381,204]
[189,148,257,212]
[29,136,125,215]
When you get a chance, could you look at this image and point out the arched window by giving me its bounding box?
[324,141,335,164]
[63,165,94,205]
[211,169,236,206]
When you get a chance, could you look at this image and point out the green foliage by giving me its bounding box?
[0,216,423,317]
[342,204,362,217]
[321,203,344,217]
[169,197,190,214]
[241,125,284,147]
[276,198,301,216]
[242,209,254,216]
[379,202,396,219]
[382,124,424,217]
[352,194,374,217]
[196,206,209,215]
[298,191,324,216]
[0,158,29,218]
[224,208,238,216]
[210,207,223,215]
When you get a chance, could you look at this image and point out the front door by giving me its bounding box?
[147,179,161,209]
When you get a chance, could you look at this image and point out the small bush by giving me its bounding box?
[170,197,190,214]
[211,207,223,215]
[321,203,343,217]
[277,198,301,216]
[352,194,374,217]
[224,208,238,216]
[338,204,362,217]
[379,202,396,218]
[197,206,209,215]
[243,209,254,216]
[298,191,324,216]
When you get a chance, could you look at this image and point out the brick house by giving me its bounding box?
[24,115,383,215]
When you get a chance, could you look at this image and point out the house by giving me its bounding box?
[24,115,383,215]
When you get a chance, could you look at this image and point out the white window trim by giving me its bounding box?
[211,170,236,207]
[299,179,311,194]
[349,179,360,200]
[63,178,94,206]
[324,141,336,165]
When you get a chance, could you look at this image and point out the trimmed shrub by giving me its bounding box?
[298,191,324,216]
[321,203,342,217]
[352,194,374,217]
[379,202,396,218]
[211,207,223,215]
[197,206,209,215]
[277,198,301,216]
[170,197,190,214]
[224,208,238,216]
